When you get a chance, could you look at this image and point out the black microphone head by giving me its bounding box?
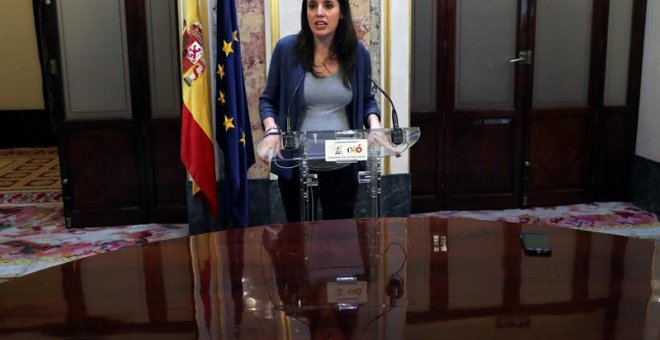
[386,277,404,299]
[386,276,404,308]
[282,132,297,150]
[391,127,404,146]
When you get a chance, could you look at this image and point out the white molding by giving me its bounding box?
[279,2,301,38]
[385,0,412,174]
[264,1,301,67]
[264,0,273,69]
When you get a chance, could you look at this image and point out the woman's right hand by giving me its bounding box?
[258,133,281,164]
[259,118,281,164]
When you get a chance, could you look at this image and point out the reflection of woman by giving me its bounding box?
[262,224,308,308]
[259,0,382,222]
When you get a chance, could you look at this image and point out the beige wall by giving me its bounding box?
[636,0,660,162]
[0,0,44,110]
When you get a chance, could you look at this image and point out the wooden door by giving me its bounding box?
[44,0,186,227]
[411,0,645,212]
[523,0,597,207]
[412,0,525,211]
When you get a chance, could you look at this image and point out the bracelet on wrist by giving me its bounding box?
[264,127,280,136]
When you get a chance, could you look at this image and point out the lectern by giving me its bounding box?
[258,127,420,221]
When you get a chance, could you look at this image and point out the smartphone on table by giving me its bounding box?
[520,232,552,256]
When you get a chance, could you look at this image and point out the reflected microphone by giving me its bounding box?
[365,74,404,145]
[386,275,404,307]
[282,74,306,150]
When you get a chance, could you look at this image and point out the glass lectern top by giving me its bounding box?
[257,127,420,163]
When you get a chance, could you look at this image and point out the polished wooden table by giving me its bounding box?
[1,217,659,339]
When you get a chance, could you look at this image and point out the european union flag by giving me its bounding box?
[215,0,255,227]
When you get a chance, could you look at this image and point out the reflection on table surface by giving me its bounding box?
[1,217,659,339]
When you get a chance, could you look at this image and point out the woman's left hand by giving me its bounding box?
[367,114,401,158]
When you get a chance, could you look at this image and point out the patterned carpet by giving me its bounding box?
[414,201,660,239]
[0,205,188,284]
[0,147,188,284]
[0,148,62,207]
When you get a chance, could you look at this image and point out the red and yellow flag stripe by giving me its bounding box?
[180,0,217,216]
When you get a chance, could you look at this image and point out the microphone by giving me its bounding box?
[365,74,404,145]
[283,74,306,150]
[386,275,404,307]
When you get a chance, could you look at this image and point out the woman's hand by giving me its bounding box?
[258,118,281,164]
[258,130,281,164]
[366,114,401,158]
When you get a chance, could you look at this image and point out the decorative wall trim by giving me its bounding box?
[369,1,381,80]
[383,0,392,174]
[269,0,279,51]
[382,0,411,174]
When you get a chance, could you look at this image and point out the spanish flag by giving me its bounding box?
[180,0,217,216]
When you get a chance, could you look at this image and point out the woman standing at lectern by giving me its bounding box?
[259,0,382,222]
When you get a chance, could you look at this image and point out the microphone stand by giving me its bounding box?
[365,74,404,145]
[282,74,306,150]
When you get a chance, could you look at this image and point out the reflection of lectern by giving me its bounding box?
[258,128,420,221]
[262,218,389,336]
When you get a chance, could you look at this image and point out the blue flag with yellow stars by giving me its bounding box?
[215,0,255,228]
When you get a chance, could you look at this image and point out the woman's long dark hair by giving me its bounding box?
[295,0,357,84]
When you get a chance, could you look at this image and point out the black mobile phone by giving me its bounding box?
[520,232,552,256]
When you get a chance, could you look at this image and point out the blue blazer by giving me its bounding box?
[259,35,380,180]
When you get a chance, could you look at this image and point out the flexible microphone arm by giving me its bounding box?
[282,74,306,150]
[365,74,404,145]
